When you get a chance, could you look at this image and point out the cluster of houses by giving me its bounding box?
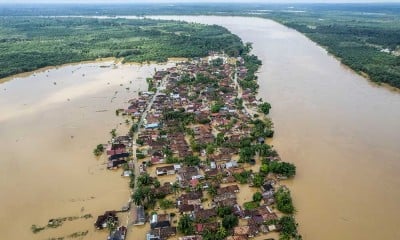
[97,53,288,240]
[106,136,132,170]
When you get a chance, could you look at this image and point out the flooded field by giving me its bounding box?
[151,16,400,240]
[0,61,174,239]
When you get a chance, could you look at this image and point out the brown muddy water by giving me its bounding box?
[0,61,175,239]
[150,16,400,240]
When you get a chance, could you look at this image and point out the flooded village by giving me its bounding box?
[98,53,299,240]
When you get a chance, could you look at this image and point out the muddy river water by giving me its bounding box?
[1,16,400,240]
[0,61,175,239]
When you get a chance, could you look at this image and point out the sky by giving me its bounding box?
[1,0,400,3]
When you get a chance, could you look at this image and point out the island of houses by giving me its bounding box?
[96,52,299,240]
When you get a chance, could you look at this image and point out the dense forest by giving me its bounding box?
[0,17,244,78]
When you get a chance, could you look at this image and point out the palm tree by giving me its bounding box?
[172,181,180,196]
[216,226,227,240]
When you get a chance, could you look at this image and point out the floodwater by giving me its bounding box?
[0,61,174,239]
[151,16,400,240]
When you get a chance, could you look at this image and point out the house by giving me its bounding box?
[195,222,219,234]
[177,166,199,186]
[107,143,127,156]
[226,236,248,240]
[109,152,130,161]
[150,213,171,229]
[153,182,173,196]
[217,185,239,195]
[146,226,176,240]
[108,226,127,240]
[108,159,127,169]
[234,226,250,236]
[95,211,118,230]
[233,225,258,238]
[145,123,160,129]
[193,208,217,222]
[132,206,145,225]
[225,161,238,169]
[179,236,203,240]
[233,204,244,218]
[178,204,195,214]
[156,165,176,176]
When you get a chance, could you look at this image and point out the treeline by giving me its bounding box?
[0,17,245,78]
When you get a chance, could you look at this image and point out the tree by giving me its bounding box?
[182,155,201,166]
[239,146,255,163]
[275,187,295,214]
[93,144,104,156]
[269,161,296,178]
[137,173,152,186]
[206,144,215,155]
[207,185,218,198]
[177,214,194,235]
[110,129,117,138]
[255,143,271,157]
[252,173,264,187]
[279,215,300,240]
[172,181,180,196]
[133,188,143,205]
[136,139,144,146]
[159,199,174,210]
[260,163,269,174]
[216,226,228,240]
[153,179,161,188]
[211,102,223,113]
[253,192,263,202]
[217,206,232,217]
[222,214,238,230]
[215,132,225,146]
[258,102,272,115]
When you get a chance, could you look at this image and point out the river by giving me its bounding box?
[150,16,400,240]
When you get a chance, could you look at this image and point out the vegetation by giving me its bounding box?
[269,161,296,178]
[217,206,232,217]
[243,201,259,210]
[233,170,251,184]
[93,144,104,156]
[0,17,245,79]
[238,54,262,91]
[275,187,295,214]
[182,155,201,166]
[258,102,272,115]
[279,215,301,240]
[159,199,175,210]
[177,214,195,235]
[252,173,264,187]
[110,129,117,138]
[222,214,239,230]
[252,192,263,202]
[202,227,228,240]
[31,224,45,234]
